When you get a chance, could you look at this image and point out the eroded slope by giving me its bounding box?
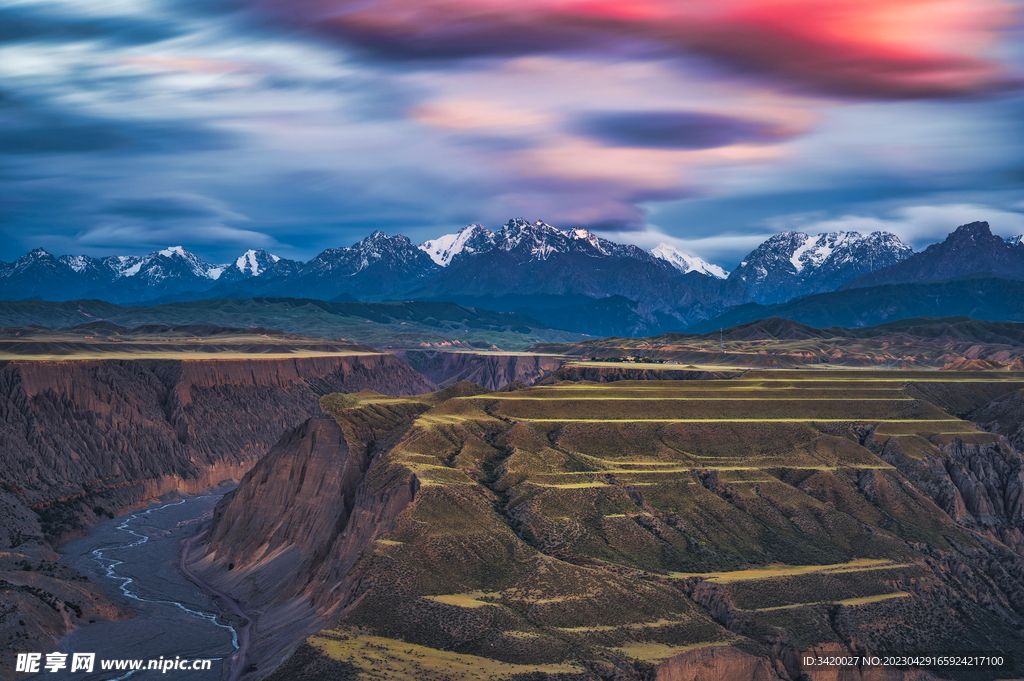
[194,374,1024,681]
[0,354,435,676]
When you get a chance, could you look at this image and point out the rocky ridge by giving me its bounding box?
[0,246,291,304]
[842,221,1024,290]
[728,231,913,305]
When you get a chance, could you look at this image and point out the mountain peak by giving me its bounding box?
[234,248,281,277]
[841,220,1023,290]
[504,217,542,230]
[730,229,912,304]
[140,245,223,281]
[357,231,412,247]
[650,243,728,279]
[420,223,496,267]
[27,247,53,258]
[950,220,991,238]
[944,221,1001,249]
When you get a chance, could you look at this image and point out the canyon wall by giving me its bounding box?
[0,355,434,535]
[0,354,434,676]
[398,350,563,389]
[544,365,738,383]
[188,402,429,675]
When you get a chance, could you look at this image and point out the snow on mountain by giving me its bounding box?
[61,255,89,273]
[104,246,248,282]
[488,218,652,263]
[234,248,281,276]
[650,244,728,279]
[843,221,1024,290]
[306,232,438,278]
[163,246,221,279]
[729,230,913,304]
[420,224,497,266]
[1007,235,1023,247]
[106,255,144,277]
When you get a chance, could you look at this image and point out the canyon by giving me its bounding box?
[4,336,1024,681]
[0,353,434,676]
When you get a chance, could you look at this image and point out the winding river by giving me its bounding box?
[51,489,241,680]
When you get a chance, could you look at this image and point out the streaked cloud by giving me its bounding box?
[0,0,1021,268]
[571,110,798,150]
[259,0,1020,97]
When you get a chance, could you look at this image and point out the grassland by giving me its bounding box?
[0,325,380,359]
[309,629,586,680]
[0,298,584,351]
[532,317,1024,370]
[291,370,1024,680]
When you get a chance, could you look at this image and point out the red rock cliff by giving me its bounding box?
[0,354,434,541]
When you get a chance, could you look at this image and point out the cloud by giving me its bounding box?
[98,194,251,223]
[572,110,797,150]
[2,0,1021,268]
[75,223,277,251]
[593,226,770,271]
[411,99,555,131]
[0,4,182,47]
[0,91,236,156]
[43,193,276,256]
[257,0,1021,98]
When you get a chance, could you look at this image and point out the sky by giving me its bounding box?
[1,0,1023,270]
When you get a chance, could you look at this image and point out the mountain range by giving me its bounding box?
[0,246,295,303]
[727,229,913,304]
[841,220,1024,289]
[689,222,1024,331]
[2,219,1022,337]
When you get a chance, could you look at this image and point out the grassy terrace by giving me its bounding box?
[0,328,380,360]
[301,371,1024,679]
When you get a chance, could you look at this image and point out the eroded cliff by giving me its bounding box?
[189,399,430,675]
[398,350,563,390]
[190,375,1024,681]
[0,353,434,675]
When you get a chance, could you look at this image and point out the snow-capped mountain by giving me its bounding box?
[233,249,281,277]
[420,224,497,267]
[263,232,440,300]
[400,218,746,334]
[305,232,437,278]
[0,245,282,303]
[418,219,668,267]
[842,221,1024,290]
[9,218,1015,337]
[650,244,728,279]
[728,230,913,304]
[1007,235,1023,247]
[125,246,226,285]
[491,218,653,263]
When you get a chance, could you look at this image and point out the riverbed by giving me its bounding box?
[48,489,238,680]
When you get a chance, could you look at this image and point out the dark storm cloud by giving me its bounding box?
[573,111,792,150]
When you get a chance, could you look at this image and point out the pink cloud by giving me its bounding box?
[256,0,1020,98]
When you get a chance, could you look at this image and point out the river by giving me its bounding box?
[42,489,239,680]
